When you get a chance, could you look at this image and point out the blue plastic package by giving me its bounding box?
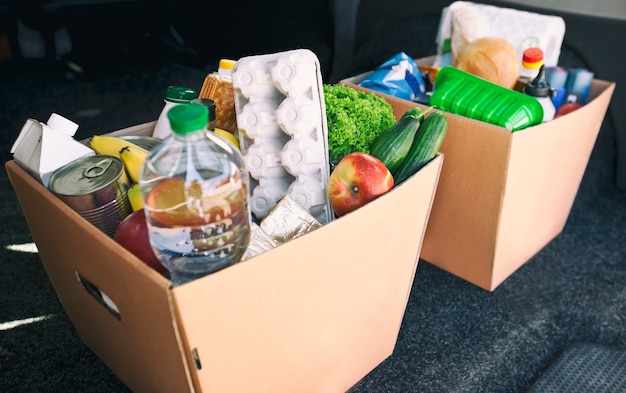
[359,52,427,102]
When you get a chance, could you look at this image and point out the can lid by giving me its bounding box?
[167,102,208,134]
[49,155,125,196]
[165,86,198,103]
[523,47,544,64]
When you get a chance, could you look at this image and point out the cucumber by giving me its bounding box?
[369,106,434,174]
[401,105,433,120]
[393,111,448,185]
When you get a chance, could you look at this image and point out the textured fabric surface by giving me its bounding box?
[528,342,626,393]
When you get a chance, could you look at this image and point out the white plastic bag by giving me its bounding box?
[434,1,566,71]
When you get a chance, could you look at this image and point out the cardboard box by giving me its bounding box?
[343,64,614,291]
[6,121,443,393]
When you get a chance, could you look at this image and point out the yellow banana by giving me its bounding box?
[214,128,240,150]
[126,183,144,211]
[89,135,148,159]
[119,144,149,184]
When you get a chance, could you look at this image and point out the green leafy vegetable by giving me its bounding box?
[323,84,396,167]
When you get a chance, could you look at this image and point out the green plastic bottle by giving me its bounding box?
[429,66,544,131]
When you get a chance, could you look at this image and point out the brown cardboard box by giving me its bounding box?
[6,121,443,393]
[343,66,614,291]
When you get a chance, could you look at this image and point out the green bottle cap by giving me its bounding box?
[165,86,198,103]
[167,103,208,135]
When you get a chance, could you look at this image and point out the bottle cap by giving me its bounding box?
[523,65,553,98]
[167,102,208,134]
[200,98,217,121]
[165,86,198,103]
[218,59,236,71]
[522,47,544,68]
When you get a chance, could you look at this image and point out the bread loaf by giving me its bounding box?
[454,37,520,89]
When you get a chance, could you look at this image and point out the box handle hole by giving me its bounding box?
[192,348,202,370]
[75,272,121,321]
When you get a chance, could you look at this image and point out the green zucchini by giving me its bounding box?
[393,111,448,185]
[369,106,434,174]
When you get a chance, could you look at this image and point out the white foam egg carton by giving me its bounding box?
[232,49,333,224]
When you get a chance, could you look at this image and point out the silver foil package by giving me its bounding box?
[260,195,323,245]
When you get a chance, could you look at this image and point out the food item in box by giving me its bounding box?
[200,72,238,133]
[327,152,394,217]
[454,37,520,89]
[369,106,433,176]
[393,111,448,185]
[114,208,168,277]
[139,103,252,287]
[323,83,396,167]
[232,49,333,224]
[429,65,543,131]
[259,195,323,244]
[434,1,566,73]
[240,222,278,261]
[48,155,132,238]
[152,86,199,139]
[358,51,428,102]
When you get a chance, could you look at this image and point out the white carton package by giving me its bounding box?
[434,1,566,72]
[10,113,95,188]
[232,49,333,224]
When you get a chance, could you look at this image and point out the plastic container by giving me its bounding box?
[523,65,556,123]
[429,66,544,131]
[152,86,198,139]
[520,47,544,84]
[139,102,252,287]
[232,49,333,223]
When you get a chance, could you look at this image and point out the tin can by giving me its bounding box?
[49,155,132,237]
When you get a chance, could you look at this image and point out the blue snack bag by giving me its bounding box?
[359,52,427,102]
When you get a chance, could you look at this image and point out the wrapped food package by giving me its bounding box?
[241,222,278,261]
[260,195,323,245]
[199,73,238,133]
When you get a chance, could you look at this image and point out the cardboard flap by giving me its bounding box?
[170,154,443,393]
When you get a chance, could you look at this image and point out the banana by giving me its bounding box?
[119,144,149,184]
[126,183,144,211]
[89,135,147,159]
[214,128,240,150]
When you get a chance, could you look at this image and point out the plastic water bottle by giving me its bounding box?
[523,65,556,123]
[140,102,252,287]
[152,86,198,139]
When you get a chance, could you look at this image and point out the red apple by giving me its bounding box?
[327,152,394,217]
[114,208,168,277]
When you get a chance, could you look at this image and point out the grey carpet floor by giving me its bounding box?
[1,29,626,393]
